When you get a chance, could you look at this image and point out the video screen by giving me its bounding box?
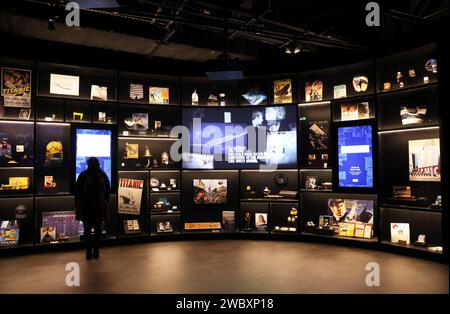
[75,128,112,183]
[182,106,297,169]
[193,179,227,204]
[338,125,373,188]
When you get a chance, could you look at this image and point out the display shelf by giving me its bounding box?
[380,203,442,213]
[302,232,378,243]
[377,125,440,134]
[240,230,271,234]
[380,241,443,255]
[300,189,333,193]
[240,198,298,203]
[377,81,438,96]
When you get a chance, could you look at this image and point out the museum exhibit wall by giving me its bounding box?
[0,43,445,260]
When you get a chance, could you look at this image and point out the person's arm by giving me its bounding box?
[74,173,85,206]
[103,172,111,203]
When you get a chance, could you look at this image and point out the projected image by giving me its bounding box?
[75,129,112,183]
[338,125,373,188]
[182,106,297,169]
[193,179,227,204]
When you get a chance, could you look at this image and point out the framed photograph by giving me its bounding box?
[193,179,227,204]
[50,73,80,96]
[408,138,440,182]
[255,213,268,231]
[18,109,31,120]
[149,87,169,104]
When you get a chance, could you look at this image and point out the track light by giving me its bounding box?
[285,44,301,55]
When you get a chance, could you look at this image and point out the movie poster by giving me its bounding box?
[149,87,169,104]
[305,80,323,102]
[118,178,144,215]
[408,138,440,182]
[1,67,31,108]
[273,79,292,104]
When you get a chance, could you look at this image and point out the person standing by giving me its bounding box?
[75,157,110,260]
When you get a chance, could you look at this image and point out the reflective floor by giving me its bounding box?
[0,240,448,294]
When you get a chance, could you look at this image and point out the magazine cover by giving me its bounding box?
[0,220,20,246]
[273,79,292,104]
[149,87,169,104]
[1,67,32,108]
[118,178,144,215]
[408,138,440,182]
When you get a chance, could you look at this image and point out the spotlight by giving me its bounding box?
[285,43,301,55]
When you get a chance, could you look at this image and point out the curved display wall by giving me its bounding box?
[0,43,445,260]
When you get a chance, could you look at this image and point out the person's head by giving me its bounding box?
[87,157,101,172]
[329,199,346,219]
[258,215,266,224]
[252,111,263,126]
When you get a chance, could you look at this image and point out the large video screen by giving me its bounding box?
[75,128,112,183]
[337,125,373,188]
[182,106,297,169]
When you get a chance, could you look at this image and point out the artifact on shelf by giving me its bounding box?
[45,141,63,163]
[219,93,226,106]
[191,89,199,105]
[383,82,391,91]
[400,106,427,125]
[425,59,437,73]
[352,75,369,92]
[44,176,57,189]
[161,151,169,165]
[243,185,256,198]
[408,69,416,78]
[414,234,426,246]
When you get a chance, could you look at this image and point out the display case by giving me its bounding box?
[150,214,181,236]
[181,170,238,233]
[376,44,438,94]
[300,192,377,242]
[240,202,269,233]
[92,101,117,125]
[240,170,298,201]
[118,137,179,170]
[270,202,299,234]
[35,122,71,195]
[0,167,33,197]
[117,171,149,237]
[332,96,376,122]
[379,206,442,254]
[150,192,180,214]
[35,97,65,122]
[0,197,34,249]
[238,76,269,106]
[118,104,179,138]
[149,170,180,192]
[0,58,34,121]
[298,102,331,169]
[299,169,332,192]
[377,85,439,131]
[299,61,375,103]
[65,100,91,123]
[119,72,179,106]
[181,77,238,106]
[37,62,117,101]
[0,120,34,167]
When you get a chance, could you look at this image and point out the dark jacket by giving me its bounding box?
[75,169,110,222]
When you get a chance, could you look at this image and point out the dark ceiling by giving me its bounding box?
[1,0,449,75]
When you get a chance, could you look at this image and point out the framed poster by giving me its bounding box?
[408,138,440,182]
[118,178,144,215]
[1,67,32,108]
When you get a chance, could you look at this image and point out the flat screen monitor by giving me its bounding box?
[182,106,297,169]
[337,125,373,188]
[75,128,112,184]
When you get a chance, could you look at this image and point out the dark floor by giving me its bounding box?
[0,240,448,294]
